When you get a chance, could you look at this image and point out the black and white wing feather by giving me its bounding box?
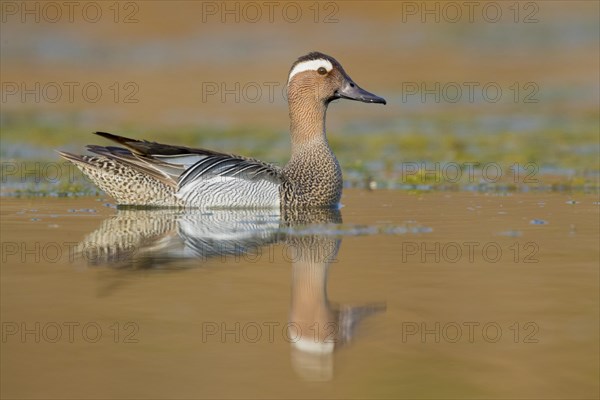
[177,155,283,208]
[82,132,283,208]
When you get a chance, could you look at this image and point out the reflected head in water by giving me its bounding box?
[284,210,385,381]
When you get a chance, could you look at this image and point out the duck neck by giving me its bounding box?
[288,96,329,154]
[284,92,343,207]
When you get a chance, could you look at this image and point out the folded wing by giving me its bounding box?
[88,132,282,208]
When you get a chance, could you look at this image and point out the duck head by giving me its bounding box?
[287,52,387,106]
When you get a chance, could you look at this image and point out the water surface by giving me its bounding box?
[1,190,598,398]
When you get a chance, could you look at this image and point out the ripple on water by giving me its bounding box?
[530,219,549,225]
[497,230,523,237]
[282,223,433,237]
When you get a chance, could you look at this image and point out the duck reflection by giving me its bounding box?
[282,209,386,380]
[79,207,385,381]
[79,208,283,268]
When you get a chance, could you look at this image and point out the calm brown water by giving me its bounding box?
[1,190,598,399]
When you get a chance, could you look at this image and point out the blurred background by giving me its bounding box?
[1,1,598,192]
[1,2,599,398]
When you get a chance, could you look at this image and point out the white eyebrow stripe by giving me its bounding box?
[288,59,333,83]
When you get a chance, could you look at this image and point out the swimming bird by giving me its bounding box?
[59,52,386,209]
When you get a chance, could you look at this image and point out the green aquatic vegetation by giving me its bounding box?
[1,111,598,196]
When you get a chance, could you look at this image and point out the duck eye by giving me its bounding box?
[317,67,328,75]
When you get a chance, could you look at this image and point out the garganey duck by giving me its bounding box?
[59,52,386,209]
